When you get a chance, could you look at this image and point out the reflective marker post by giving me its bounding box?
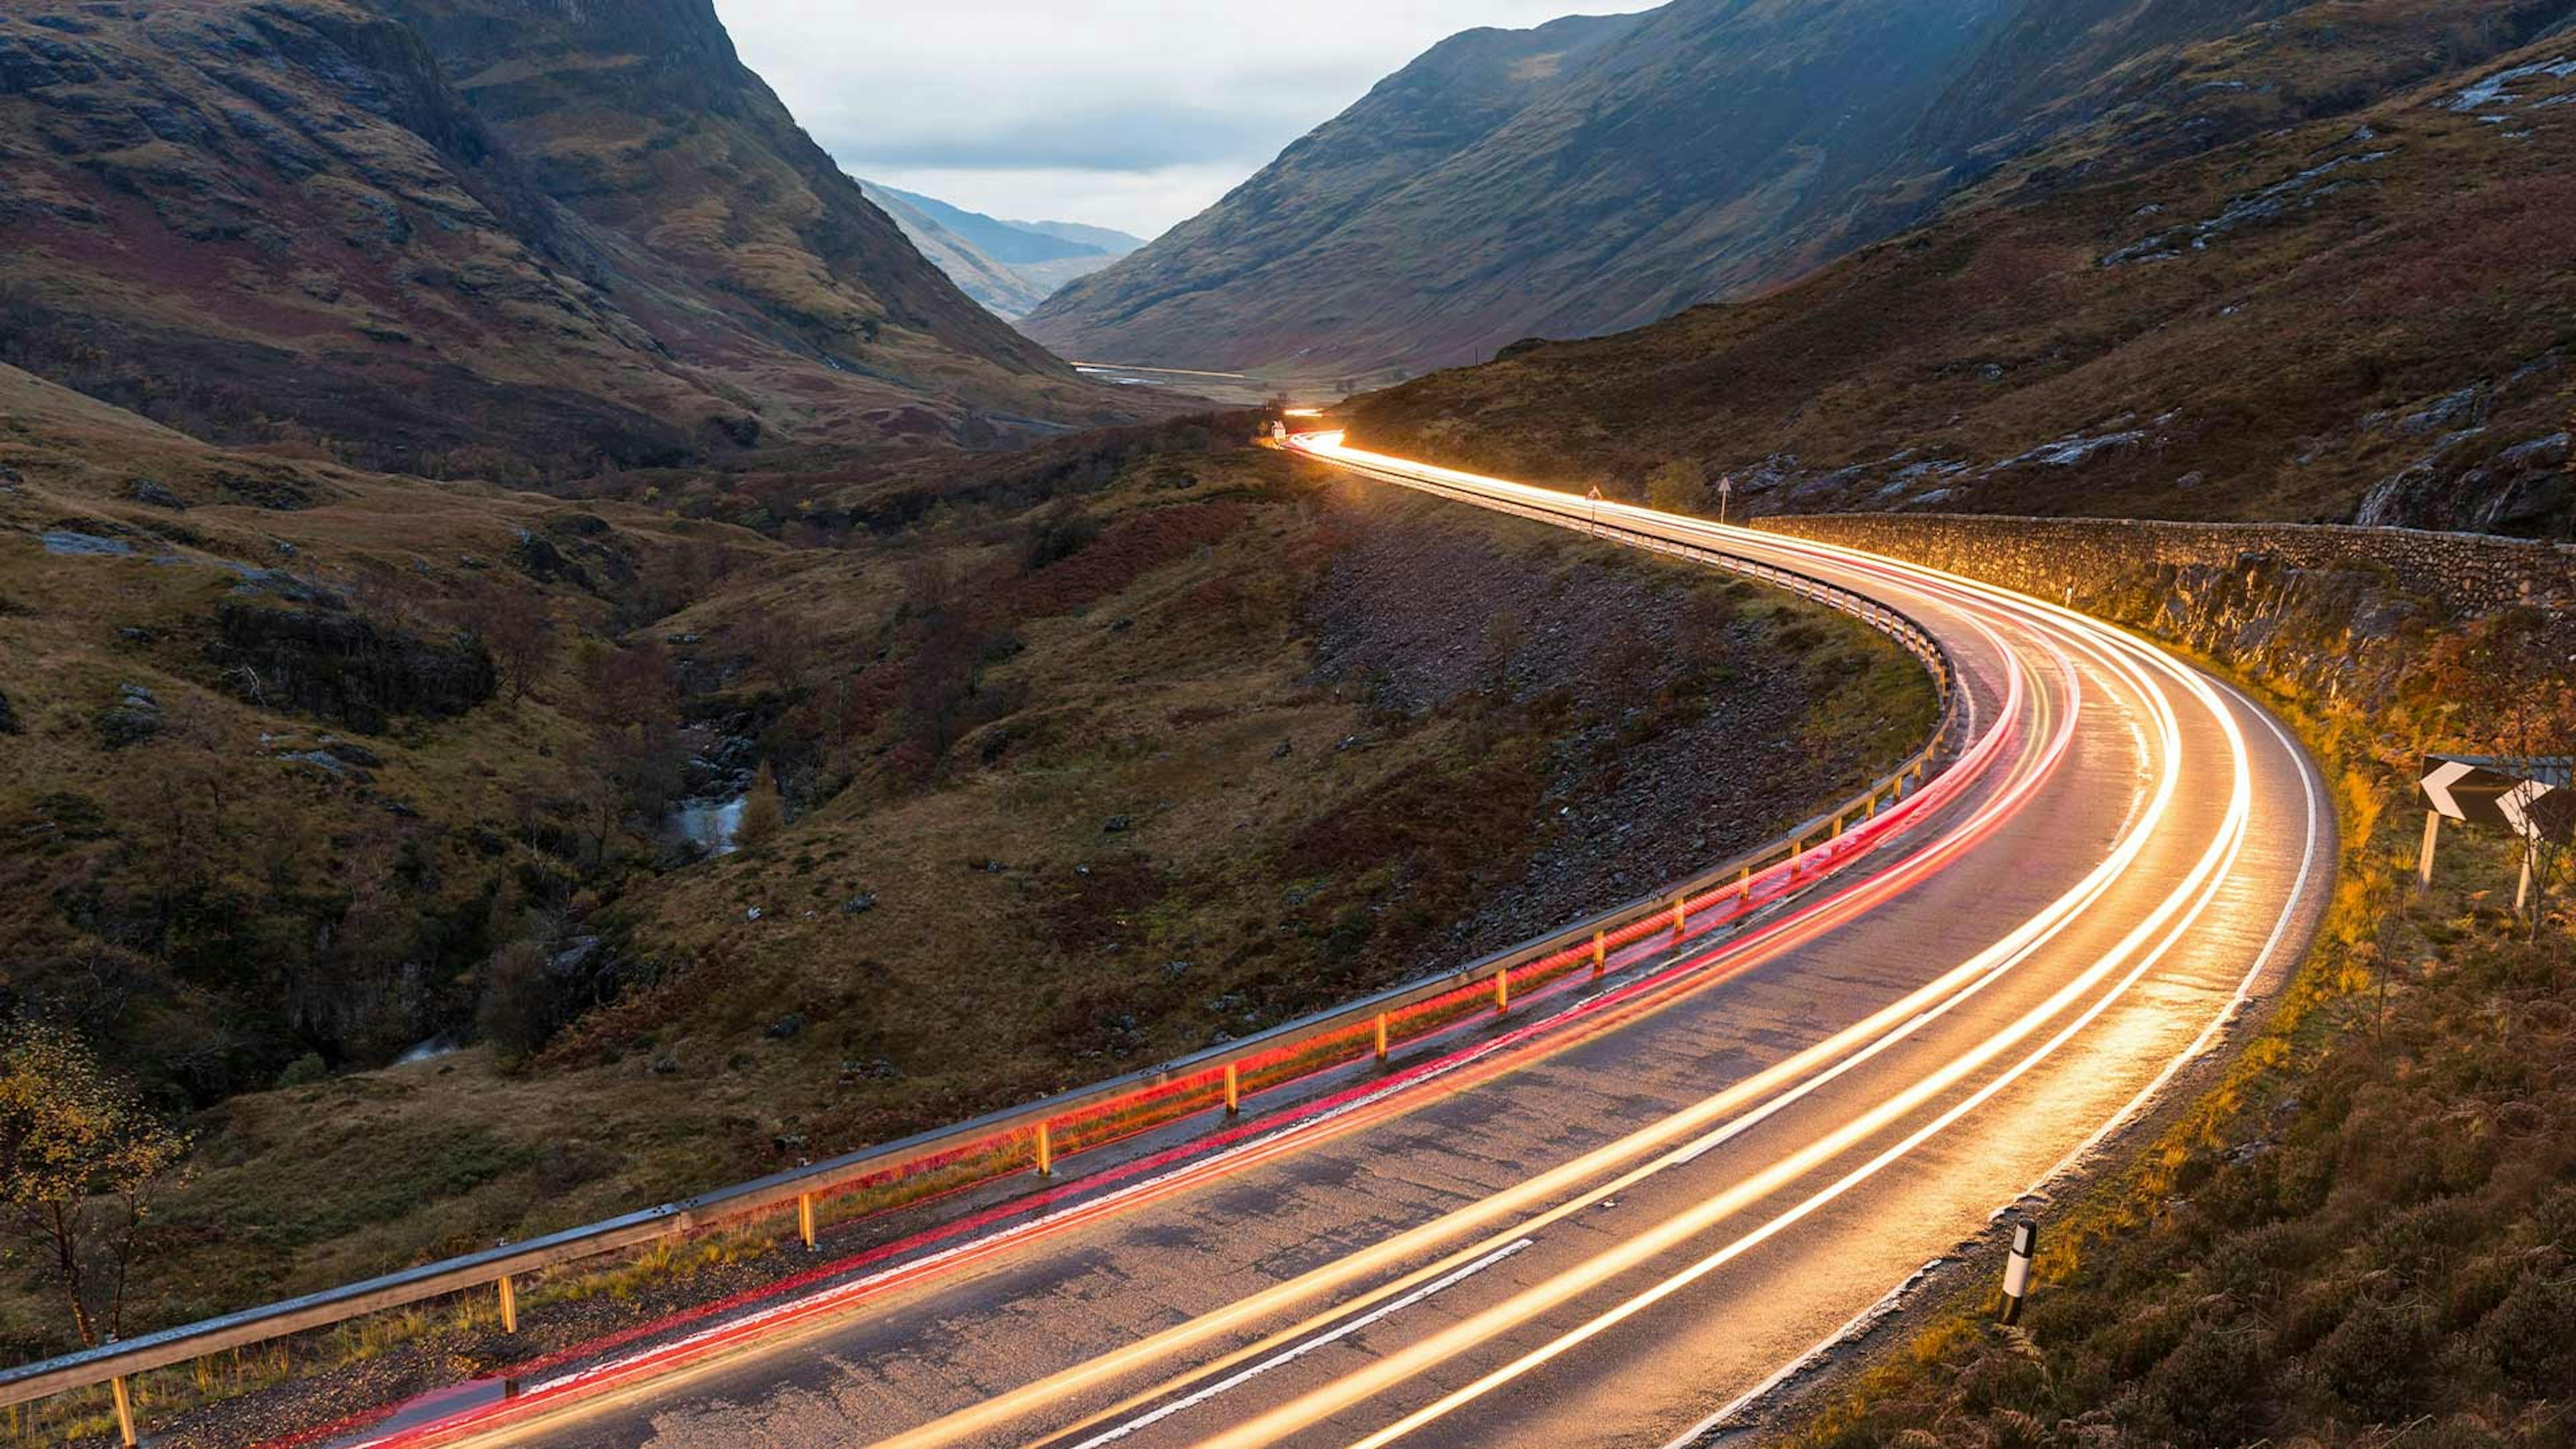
[2418,810,2440,890]
[2000,1219,2037,1326]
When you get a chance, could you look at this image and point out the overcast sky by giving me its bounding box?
[715,1,1665,239]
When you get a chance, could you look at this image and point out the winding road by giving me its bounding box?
[354,437,2332,1449]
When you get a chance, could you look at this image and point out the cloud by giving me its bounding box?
[715,0,1664,237]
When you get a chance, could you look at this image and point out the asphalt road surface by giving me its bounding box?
[405,437,2332,1449]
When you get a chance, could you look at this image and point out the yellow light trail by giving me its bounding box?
[868,447,2240,1449]
[1180,436,2267,1449]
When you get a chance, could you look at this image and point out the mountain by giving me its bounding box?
[0,0,1132,480]
[1024,0,2508,384]
[1344,1,2576,536]
[862,181,1144,321]
[1007,217,1148,255]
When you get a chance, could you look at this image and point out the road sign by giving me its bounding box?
[2417,755,2575,843]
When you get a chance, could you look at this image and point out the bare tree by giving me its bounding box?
[0,1024,189,1349]
[735,761,786,850]
[464,587,555,705]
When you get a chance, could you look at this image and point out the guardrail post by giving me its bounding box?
[1913,758,1926,788]
[1375,1012,1390,1062]
[2000,1219,2038,1325]
[798,1191,817,1251]
[1224,1063,1242,1116]
[1591,929,1608,978]
[1831,813,1845,840]
[1495,969,1511,1014]
[110,1371,136,1448]
[1034,1121,1054,1177]
[1672,894,1688,940]
[497,1273,518,1334]
[1867,789,1880,820]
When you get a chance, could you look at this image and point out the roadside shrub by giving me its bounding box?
[2310,1294,2432,1421]
[273,1053,328,1089]
[2479,1269,2576,1397]
[2140,1321,2272,1448]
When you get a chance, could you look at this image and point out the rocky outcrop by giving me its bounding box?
[1756,513,2576,706]
[210,600,495,733]
[95,682,162,749]
[1761,514,2576,618]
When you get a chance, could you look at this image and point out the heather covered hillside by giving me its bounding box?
[0,0,1137,480]
[1349,13,2576,536]
[0,383,1931,1373]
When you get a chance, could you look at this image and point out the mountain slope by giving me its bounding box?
[863,181,1140,321]
[1344,7,2576,537]
[1016,9,1648,379]
[0,0,1127,478]
[1024,0,2485,383]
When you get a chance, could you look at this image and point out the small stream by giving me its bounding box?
[668,793,748,855]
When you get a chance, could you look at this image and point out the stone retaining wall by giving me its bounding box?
[1754,515,2576,619]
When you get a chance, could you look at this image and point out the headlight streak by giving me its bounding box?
[1189,613,2226,1449]
[926,468,2191,1449]
[402,597,2045,1449]
[376,429,2304,1449]
[1226,437,2269,1449]
[858,657,2112,1449]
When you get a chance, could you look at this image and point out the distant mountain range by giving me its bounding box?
[1026,0,2551,385]
[864,182,1145,321]
[0,0,1138,477]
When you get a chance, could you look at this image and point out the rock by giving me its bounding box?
[2175,472,2207,490]
[745,906,763,922]
[276,749,372,782]
[764,1013,805,1040]
[1163,960,1193,979]
[126,477,185,511]
[1102,814,1134,834]
[117,627,154,645]
[208,600,494,733]
[321,739,384,769]
[2398,384,2490,437]
[95,683,161,749]
[0,464,20,484]
[651,1053,680,1075]
[0,688,18,735]
[42,531,133,558]
[1272,740,1293,758]
[840,892,877,915]
[771,1133,807,1155]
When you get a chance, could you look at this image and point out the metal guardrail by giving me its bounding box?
[0,466,1971,1423]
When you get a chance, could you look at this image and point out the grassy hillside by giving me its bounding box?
[0,376,1934,1385]
[1346,10,2576,536]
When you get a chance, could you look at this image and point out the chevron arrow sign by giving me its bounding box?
[2420,755,2576,843]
